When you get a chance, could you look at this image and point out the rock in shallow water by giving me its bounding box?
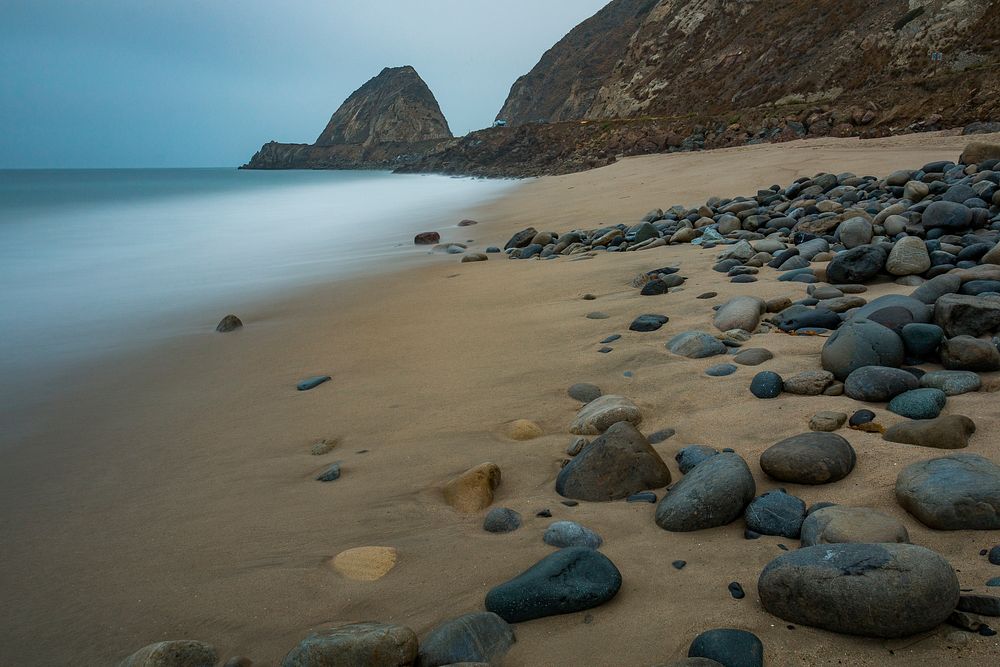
[215,314,243,333]
[896,453,1000,530]
[297,375,332,391]
[556,421,671,501]
[799,505,909,546]
[417,612,514,667]
[282,622,417,667]
[758,543,959,638]
[655,452,755,532]
[484,547,622,623]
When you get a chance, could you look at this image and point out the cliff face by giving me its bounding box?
[495,0,659,126]
[243,65,453,169]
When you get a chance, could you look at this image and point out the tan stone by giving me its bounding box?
[503,419,543,441]
[442,462,501,513]
[332,546,398,581]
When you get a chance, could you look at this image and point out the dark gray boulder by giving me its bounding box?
[940,335,1000,371]
[744,490,806,538]
[922,201,972,230]
[484,547,622,623]
[759,432,856,485]
[825,244,886,284]
[556,421,672,501]
[758,543,959,638]
[655,453,756,532]
[119,641,218,667]
[910,274,961,304]
[843,366,919,402]
[895,453,1000,529]
[821,319,905,380]
[675,445,719,474]
[687,629,763,667]
[416,613,515,667]
[934,293,1000,337]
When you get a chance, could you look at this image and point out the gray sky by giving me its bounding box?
[0,0,610,168]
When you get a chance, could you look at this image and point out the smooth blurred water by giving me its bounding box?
[0,168,514,394]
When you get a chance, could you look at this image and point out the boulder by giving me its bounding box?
[443,463,501,513]
[759,432,856,485]
[655,453,756,532]
[556,421,671,501]
[900,323,944,360]
[416,613,514,667]
[687,629,763,667]
[843,366,919,402]
[504,228,537,250]
[940,335,1000,372]
[922,201,972,230]
[281,623,418,667]
[758,543,959,638]
[484,547,622,623]
[799,505,909,546]
[569,394,642,435]
[920,370,981,395]
[825,245,886,284]
[885,237,931,276]
[961,141,1000,165]
[713,297,765,333]
[118,641,218,667]
[896,453,1000,529]
[744,490,806,538]
[911,274,961,304]
[934,293,1000,337]
[821,319,904,380]
[883,415,976,450]
[887,388,947,420]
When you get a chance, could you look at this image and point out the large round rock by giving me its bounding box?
[758,543,959,638]
[484,547,622,623]
[825,244,886,284]
[799,505,909,546]
[556,421,672,501]
[843,366,919,402]
[895,453,1000,529]
[282,622,418,667]
[687,629,763,667]
[821,319,905,380]
[760,432,856,485]
[655,453,756,531]
[416,612,515,667]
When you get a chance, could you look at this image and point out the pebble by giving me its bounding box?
[570,394,643,435]
[648,428,676,444]
[215,314,243,332]
[543,521,603,549]
[568,382,603,403]
[760,432,857,485]
[849,409,876,426]
[483,508,522,533]
[667,331,727,358]
[586,311,610,320]
[630,313,669,332]
[809,411,847,432]
[315,463,342,482]
[733,348,773,366]
[310,439,337,455]
[504,419,543,441]
[728,582,745,599]
[332,546,398,581]
[627,491,657,503]
[672,560,687,570]
[119,641,219,667]
[750,371,783,399]
[598,346,614,354]
[297,375,331,391]
[600,335,621,344]
[705,363,737,377]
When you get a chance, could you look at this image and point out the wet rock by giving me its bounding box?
[799,505,909,546]
[556,421,671,501]
[884,415,976,450]
[215,314,243,333]
[415,231,441,245]
[282,623,418,667]
[443,463,501,513]
[896,453,1000,529]
[760,432,856,485]
[297,375,332,391]
[569,394,642,435]
[543,521,602,549]
[655,453,756,532]
[504,228,537,250]
[316,463,342,482]
[744,490,806,538]
[118,641,218,667]
[758,543,959,637]
[484,547,622,623]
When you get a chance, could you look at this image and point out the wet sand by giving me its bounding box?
[2,132,999,666]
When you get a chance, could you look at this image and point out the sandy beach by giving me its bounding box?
[3,132,1000,666]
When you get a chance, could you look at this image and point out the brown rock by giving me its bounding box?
[503,419,543,441]
[800,505,909,546]
[458,219,478,226]
[443,463,501,513]
[883,415,976,449]
[415,231,441,245]
[570,394,642,435]
[961,142,1000,165]
[282,622,418,667]
[332,546,398,581]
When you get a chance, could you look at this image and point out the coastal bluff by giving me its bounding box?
[242,65,453,170]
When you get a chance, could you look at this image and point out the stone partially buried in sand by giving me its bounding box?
[215,314,243,333]
[712,296,764,332]
[883,415,976,450]
[655,452,755,532]
[503,419,543,441]
[556,421,671,501]
[799,505,909,546]
[281,622,418,667]
[568,382,602,403]
[687,629,763,667]
[443,463,501,513]
[569,394,642,435]
[896,453,1000,529]
[758,543,959,638]
[759,432,856,485]
[118,641,218,667]
[485,547,622,623]
[416,612,515,667]
[666,331,727,359]
[821,319,904,381]
[332,546,398,581]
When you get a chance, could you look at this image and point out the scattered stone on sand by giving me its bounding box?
[461,253,488,263]
[705,363,737,377]
[543,521,603,549]
[782,370,835,396]
[557,421,671,501]
[215,314,243,333]
[750,371,783,399]
[713,296,765,332]
[809,411,847,432]
[883,415,977,450]
[887,388,947,420]
[744,489,807,539]
[697,292,718,300]
[586,311,610,320]
[655,452,756,532]
[297,375,332,391]
[316,463,342,482]
[728,582,746,600]
[630,314,669,332]
[687,629,763,667]
[310,438,337,455]
[920,370,982,396]
[416,612,515,667]
[627,491,657,503]
[733,348,773,366]
[843,366,919,402]
[821,319,904,380]
[569,394,643,435]
[281,622,417,667]
[415,231,441,245]
[332,546,398,582]
[485,547,622,623]
[599,335,620,345]
[483,508,522,533]
[667,331,727,359]
[503,419,543,441]
[849,409,876,426]
[799,506,909,546]
[760,432,856,485]
[443,463,501,513]
[118,641,219,667]
[675,445,719,474]
[896,454,1000,529]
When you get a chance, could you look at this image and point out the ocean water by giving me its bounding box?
[0,168,514,397]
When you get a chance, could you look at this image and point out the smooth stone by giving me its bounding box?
[598,347,614,354]
[713,296,765,332]
[656,659,723,667]
[850,294,933,329]
[760,432,856,485]
[800,505,909,546]
[744,490,806,538]
[687,629,763,667]
[415,231,441,245]
[599,335,620,344]
[297,375,331,391]
[957,595,1000,617]
[556,421,671,501]
[920,370,981,395]
[772,305,841,332]
[838,217,873,249]
[896,453,1000,529]
[883,415,976,449]
[705,363,737,377]
[887,388,947,419]
[843,366,920,402]
[655,453,756,532]
[627,491,657,503]
[922,201,972,230]
[443,463,501,513]
[543,521,603,549]
[750,371,783,399]
[900,323,944,360]
[758,543,959,638]
[630,314,669,332]
[675,445,719,474]
[648,428,676,444]
[569,394,642,435]
[991,547,1000,566]
[417,613,514,667]
[568,383,603,403]
[821,319,905,380]
[698,291,718,299]
[911,274,962,304]
[809,411,847,432]
[316,463,341,482]
[215,314,243,333]
[850,409,877,426]
[782,370,835,396]
[886,236,931,276]
[484,547,622,623]
[332,546,398,581]
[504,419,543,441]
[281,623,418,667]
[825,244,887,284]
[586,311,610,320]
[733,348,773,366]
[667,331,727,359]
[118,641,218,667]
[461,253,489,263]
[941,335,1000,371]
[483,508,522,534]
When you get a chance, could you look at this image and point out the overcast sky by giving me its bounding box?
[0,0,610,168]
